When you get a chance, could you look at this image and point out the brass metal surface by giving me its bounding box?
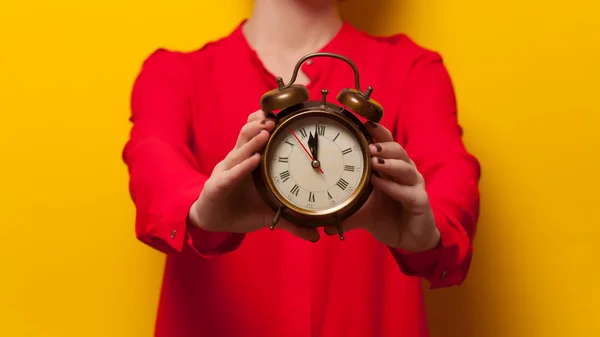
[259,52,384,122]
[253,52,384,229]
[337,88,384,123]
[252,101,374,228]
[260,84,309,113]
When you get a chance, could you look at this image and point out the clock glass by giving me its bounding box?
[266,113,366,215]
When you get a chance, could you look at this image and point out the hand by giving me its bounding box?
[308,132,317,162]
[326,121,440,252]
[188,110,320,242]
[291,129,324,174]
[307,124,319,162]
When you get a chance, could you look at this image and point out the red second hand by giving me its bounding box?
[289,129,324,174]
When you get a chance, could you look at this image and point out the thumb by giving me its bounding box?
[277,220,321,243]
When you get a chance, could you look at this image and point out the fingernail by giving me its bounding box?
[374,143,382,152]
[260,119,267,125]
[377,157,385,164]
[367,121,378,128]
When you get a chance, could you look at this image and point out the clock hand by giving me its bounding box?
[290,129,324,174]
[314,124,319,161]
[308,132,318,162]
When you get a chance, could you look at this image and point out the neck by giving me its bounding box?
[243,0,342,60]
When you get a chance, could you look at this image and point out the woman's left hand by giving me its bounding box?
[326,121,440,252]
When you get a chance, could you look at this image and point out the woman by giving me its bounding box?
[123,0,481,336]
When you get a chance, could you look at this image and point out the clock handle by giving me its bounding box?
[279,52,370,95]
[266,52,384,123]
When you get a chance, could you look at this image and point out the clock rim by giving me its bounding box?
[252,100,374,228]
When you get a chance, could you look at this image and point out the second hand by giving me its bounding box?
[290,129,325,174]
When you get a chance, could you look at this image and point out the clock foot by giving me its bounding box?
[270,207,284,230]
[335,217,345,241]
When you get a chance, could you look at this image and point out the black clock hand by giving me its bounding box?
[314,123,319,161]
[308,132,318,161]
[290,129,324,174]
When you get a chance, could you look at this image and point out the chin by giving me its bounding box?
[293,0,338,8]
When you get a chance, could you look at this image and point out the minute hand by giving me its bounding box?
[314,124,319,161]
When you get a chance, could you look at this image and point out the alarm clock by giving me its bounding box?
[252,52,384,240]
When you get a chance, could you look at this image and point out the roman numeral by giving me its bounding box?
[285,140,295,147]
[290,184,300,196]
[316,125,326,136]
[278,156,288,163]
[342,148,352,155]
[333,133,340,142]
[280,170,290,183]
[308,192,315,203]
[336,178,349,190]
[327,191,333,200]
[299,128,307,138]
[344,165,355,172]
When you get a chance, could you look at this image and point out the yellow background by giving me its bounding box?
[1,0,598,336]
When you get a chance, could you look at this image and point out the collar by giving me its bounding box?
[228,19,366,89]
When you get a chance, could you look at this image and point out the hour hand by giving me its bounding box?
[308,132,318,161]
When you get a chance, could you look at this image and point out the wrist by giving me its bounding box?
[409,213,441,252]
[188,198,227,233]
[187,199,205,230]
[424,226,441,251]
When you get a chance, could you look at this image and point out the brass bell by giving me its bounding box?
[336,88,383,123]
[260,84,310,113]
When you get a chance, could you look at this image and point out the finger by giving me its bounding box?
[224,129,270,169]
[323,225,357,236]
[371,157,420,186]
[323,226,337,236]
[364,121,394,143]
[246,109,267,123]
[323,201,373,236]
[371,175,430,212]
[212,153,262,192]
[369,141,410,163]
[277,222,321,242]
[261,208,321,242]
[323,217,368,236]
[237,119,276,147]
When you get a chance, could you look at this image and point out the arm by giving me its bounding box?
[390,51,481,289]
[122,49,244,258]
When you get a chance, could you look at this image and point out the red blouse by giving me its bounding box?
[123,21,480,337]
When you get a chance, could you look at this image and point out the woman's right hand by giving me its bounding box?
[188,110,321,242]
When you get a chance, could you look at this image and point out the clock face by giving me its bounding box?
[267,115,367,213]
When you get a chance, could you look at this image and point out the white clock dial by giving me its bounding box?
[268,116,365,212]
